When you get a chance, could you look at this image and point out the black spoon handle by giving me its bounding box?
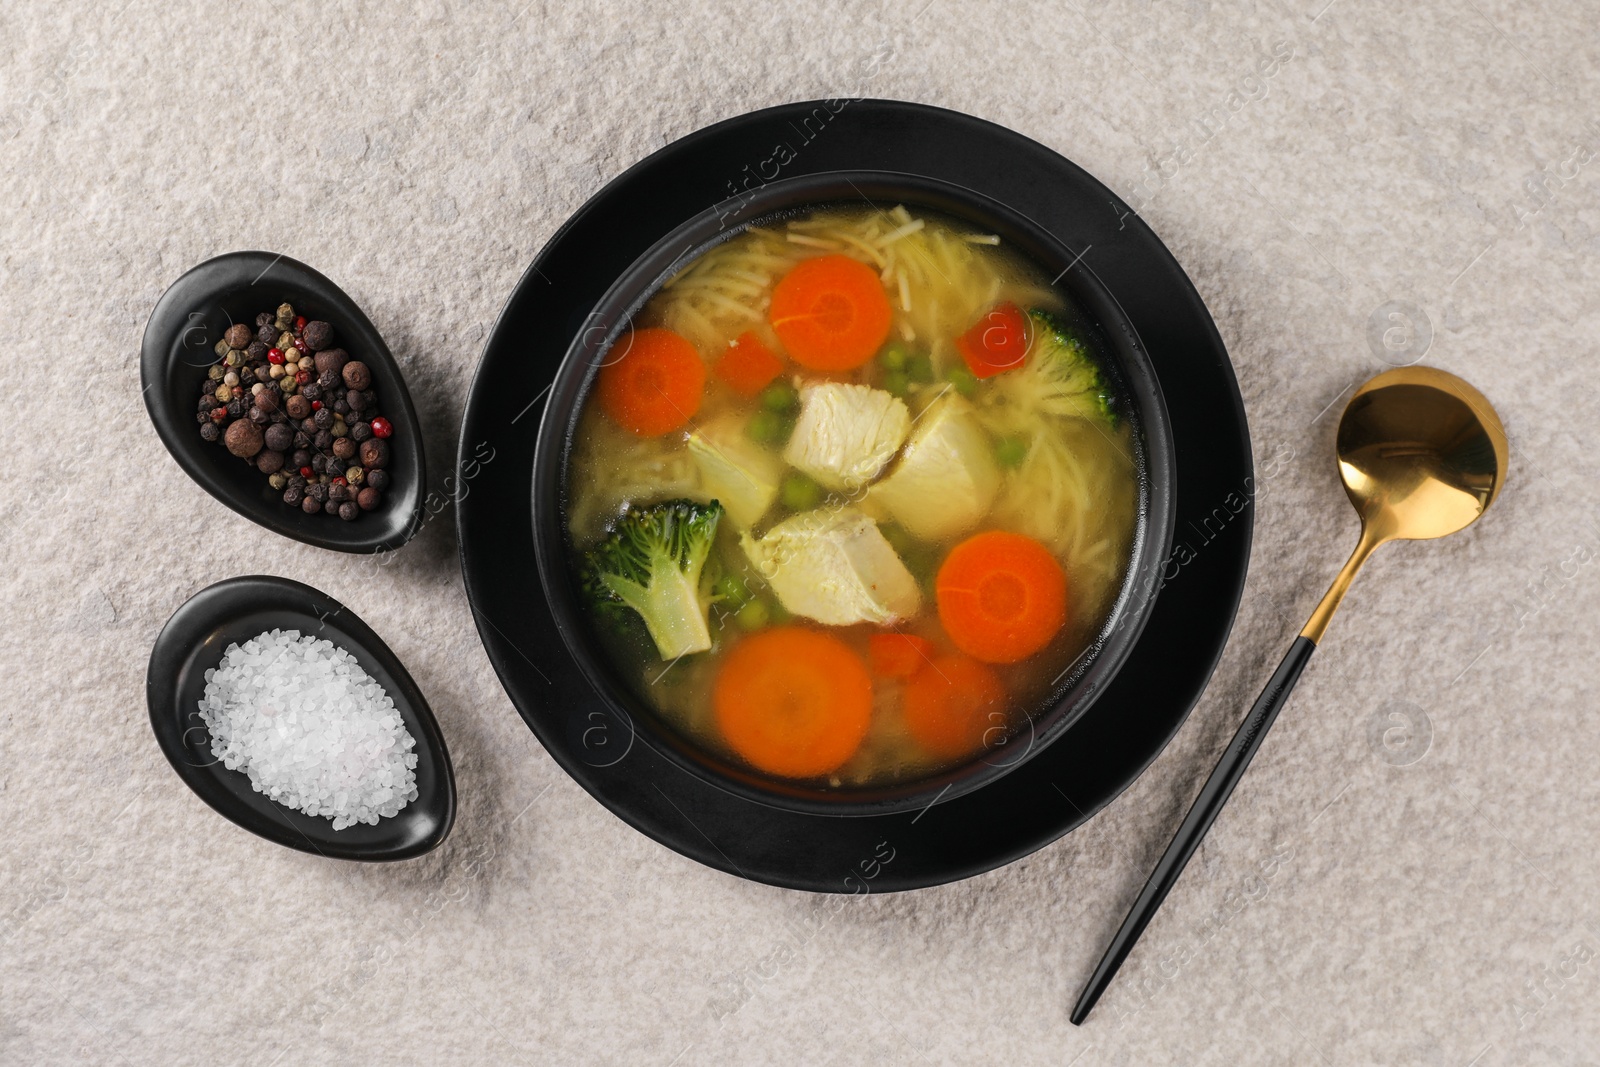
[1070,636,1317,1025]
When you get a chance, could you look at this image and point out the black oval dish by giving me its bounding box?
[141,252,425,553]
[458,99,1254,891]
[532,171,1176,817]
[147,575,455,860]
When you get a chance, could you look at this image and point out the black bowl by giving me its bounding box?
[140,251,425,553]
[531,170,1176,817]
[146,575,455,860]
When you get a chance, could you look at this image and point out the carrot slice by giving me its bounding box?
[936,530,1068,663]
[868,633,934,678]
[714,626,873,778]
[956,302,1030,379]
[596,327,705,436]
[768,254,893,371]
[715,331,785,396]
[903,652,1007,761]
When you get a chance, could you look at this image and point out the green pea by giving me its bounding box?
[881,368,910,397]
[906,352,934,383]
[880,344,909,371]
[995,435,1029,468]
[780,473,823,512]
[715,573,753,608]
[760,381,799,413]
[747,410,785,444]
[735,598,771,631]
[946,363,978,397]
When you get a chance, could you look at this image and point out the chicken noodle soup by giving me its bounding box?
[565,205,1140,789]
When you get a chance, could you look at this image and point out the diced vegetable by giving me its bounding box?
[870,395,1000,541]
[783,382,911,492]
[688,415,781,527]
[597,328,705,437]
[1009,310,1116,426]
[582,500,723,660]
[739,507,922,626]
[868,633,934,678]
[715,331,785,397]
[936,530,1067,663]
[956,301,1029,379]
[714,626,873,777]
[769,254,894,371]
[903,651,1006,759]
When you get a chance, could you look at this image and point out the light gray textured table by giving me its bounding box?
[4,1,1598,1063]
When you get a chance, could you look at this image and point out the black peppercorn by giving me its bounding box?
[247,341,269,361]
[254,389,279,413]
[365,469,390,491]
[247,406,270,426]
[299,416,318,434]
[332,437,357,461]
[292,430,311,449]
[198,393,216,412]
[291,448,311,468]
[283,484,305,506]
[226,398,246,419]
[264,423,294,452]
[256,312,275,328]
[301,495,322,514]
[345,389,367,412]
[318,368,341,390]
[312,454,328,474]
[307,482,329,503]
[257,324,278,346]
[199,421,220,442]
[301,382,322,403]
[329,482,352,504]
[333,398,349,416]
[303,320,334,350]
[338,501,360,521]
[361,389,376,408]
[350,421,372,442]
[313,429,334,451]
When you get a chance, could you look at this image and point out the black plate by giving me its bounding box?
[530,170,1177,816]
[147,575,456,861]
[457,99,1253,892]
[141,252,426,554]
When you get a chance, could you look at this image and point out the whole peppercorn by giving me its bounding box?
[246,341,268,361]
[369,416,393,439]
[303,320,334,350]
[365,469,390,492]
[247,406,271,427]
[224,419,264,458]
[359,437,390,469]
[285,395,311,420]
[213,383,233,403]
[283,484,305,506]
[329,482,352,504]
[225,323,254,349]
[226,398,246,419]
[301,382,322,403]
[214,339,230,357]
[338,501,360,521]
[346,389,367,412]
[198,393,216,412]
[332,437,357,461]
[312,454,328,474]
[330,419,348,438]
[318,368,341,390]
[257,323,278,346]
[350,421,372,442]
[291,448,311,468]
[314,429,334,451]
[361,389,376,408]
[313,407,335,431]
[238,367,257,386]
[254,389,279,413]
[264,423,294,452]
[224,349,244,368]
[295,368,312,385]
[314,347,349,376]
[301,495,322,515]
[307,482,329,503]
[287,472,307,488]
[279,375,299,396]
[256,312,275,328]
[357,487,381,511]
[341,361,372,390]
[207,364,225,383]
[268,471,289,491]
[257,449,285,474]
[292,430,311,450]
[344,465,365,486]
[199,421,220,442]
[333,398,349,417]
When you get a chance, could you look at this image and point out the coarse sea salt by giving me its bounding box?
[198,628,419,830]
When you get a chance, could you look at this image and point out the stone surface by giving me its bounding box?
[3,1,1600,1063]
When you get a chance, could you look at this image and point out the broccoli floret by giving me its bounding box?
[1026,310,1117,427]
[582,499,724,661]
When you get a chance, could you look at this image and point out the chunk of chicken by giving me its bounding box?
[782,382,910,492]
[687,415,781,528]
[739,507,922,626]
[870,395,1000,540]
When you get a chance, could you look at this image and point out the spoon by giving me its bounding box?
[1071,365,1508,1024]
